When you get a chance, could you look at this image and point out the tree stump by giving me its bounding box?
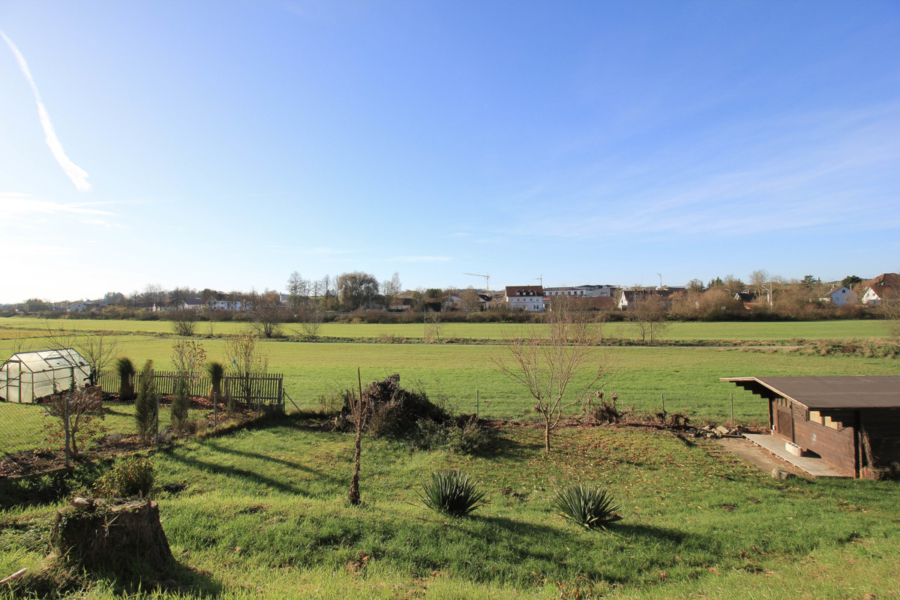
[50,498,174,574]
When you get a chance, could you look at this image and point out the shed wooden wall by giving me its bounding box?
[860,410,900,468]
[771,399,857,476]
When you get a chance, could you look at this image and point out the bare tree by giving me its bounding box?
[457,288,482,313]
[286,271,309,309]
[749,270,769,297]
[225,331,268,407]
[171,340,207,382]
[45,326,119,386]
[426,311,445,343]
[171,308,198,336]
[297,306,324,338]
[626,291,670,343]
[493,295,612,452]
[348,368,369,506]
[251,290,283,339]
[878,276,900,340]
[143,283,164,307]
[381,272,402,310]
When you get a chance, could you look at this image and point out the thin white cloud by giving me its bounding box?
[2,32,92,191]
[388,256,453,263]
[0,192,114,219]
[266,245,352,255]
[80,218,123,230]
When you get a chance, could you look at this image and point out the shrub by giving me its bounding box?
[134,360,156,441]
[43,386,106,458]
[93,456,155,498]
[114,357,136,400]
[552,484,622,530]
[412,417,494,454]
[419,470,485,518]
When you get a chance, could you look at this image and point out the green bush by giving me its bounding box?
[419,470,485,518]
[552,484,622,530]
[93,456,155,498]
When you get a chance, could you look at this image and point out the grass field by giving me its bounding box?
[2,420,898,599]
[3,323,899,431]
[0,316,893,342]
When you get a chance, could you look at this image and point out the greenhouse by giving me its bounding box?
[0,349,92,404]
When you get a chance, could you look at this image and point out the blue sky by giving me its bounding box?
[1,1,898,303]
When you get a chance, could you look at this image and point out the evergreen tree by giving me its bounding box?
[171,375,190,433]
[134,360,156,441]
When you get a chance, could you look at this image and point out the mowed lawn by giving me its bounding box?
[0,317,893,342]
[2,422,898,599]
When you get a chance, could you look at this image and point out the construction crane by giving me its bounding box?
[464,272,490,292]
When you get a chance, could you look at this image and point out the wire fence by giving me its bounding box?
[0,388,284,478]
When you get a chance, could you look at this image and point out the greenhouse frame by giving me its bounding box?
[0,349,92,404]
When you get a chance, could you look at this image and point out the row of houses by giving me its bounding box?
[467,272,899,313]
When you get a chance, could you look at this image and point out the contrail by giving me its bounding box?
[2,31,91,191]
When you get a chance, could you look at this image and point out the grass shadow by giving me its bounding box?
[200,440,341,483]
[167,452,308,496]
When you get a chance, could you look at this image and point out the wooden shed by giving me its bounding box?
[721,376,900,478]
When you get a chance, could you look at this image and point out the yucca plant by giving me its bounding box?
[552,484,622,530]
[419,470,485,518]
[206,361,224,401]
[115,356,136,400]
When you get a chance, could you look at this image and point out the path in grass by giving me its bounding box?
[2,421,898,599]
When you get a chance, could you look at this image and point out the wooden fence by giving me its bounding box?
[97,370,283,404]
[222,373,283,404]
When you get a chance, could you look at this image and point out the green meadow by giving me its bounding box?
[2,318,898,428]
[0,316,892,342]
[2,422,898,599]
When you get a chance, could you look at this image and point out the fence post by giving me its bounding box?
[661,394,666,416]
[155,393,160,446]
[214,392,218,429]
[64,394,71,467]
[476,389,479,418]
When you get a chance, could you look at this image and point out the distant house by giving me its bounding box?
[861,273,900,305]
[819,286,858,306]
[617,287,683,310]
[504,286,545,312]
[211,300,246,311]
[180,299,205,311]
[545,285,617,298]
[390,298,416,312]
[67,302,91,313]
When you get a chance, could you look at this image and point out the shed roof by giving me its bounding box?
[1,348,89,374]
[721,376,900,410]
